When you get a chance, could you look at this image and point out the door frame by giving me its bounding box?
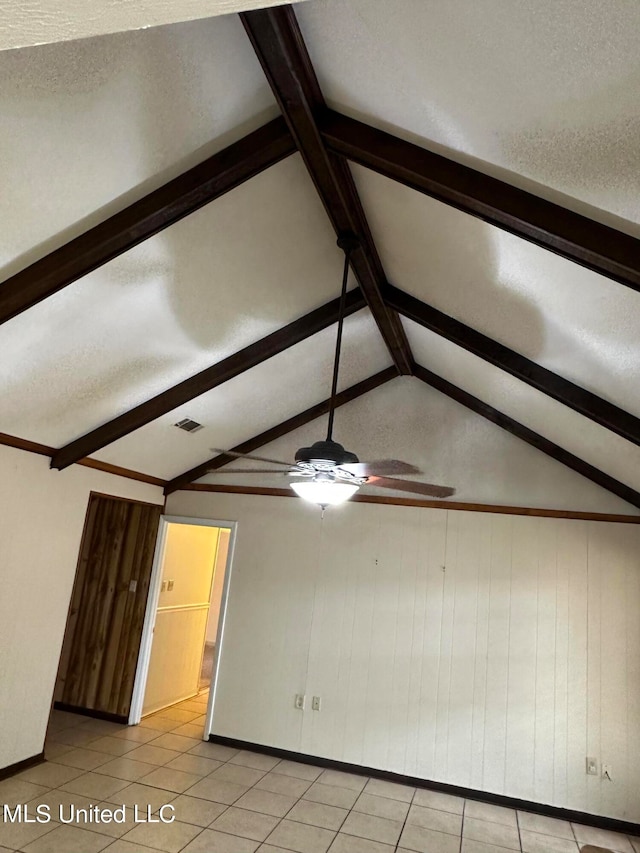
[128,515,238,740]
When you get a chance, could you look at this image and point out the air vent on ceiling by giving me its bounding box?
[174,418,204,434]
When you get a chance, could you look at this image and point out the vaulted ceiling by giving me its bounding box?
[2,0,640,514]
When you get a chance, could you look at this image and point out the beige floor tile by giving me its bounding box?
[104,783,177,813]
[185,777,250,805]
[0,778,50,807]
[147,734,201,754]
[303,782,359,810]
[0,818,60,849]
[463,816,521,850]
[266,818,336,853]
[465,800,518,827]
[96,758,159,782]
[572,824,634,853]
[169,724,205,740]
[407,803,462,835]
[138,718,180,734]
[113,728,162,745]
[167,794,226,827]
[273,761,322,782]
[317,770,367,793]
[412,788,465,814]
[461,841,518,853]
[353,793,409,822]
[255,773,313,799]
[517,811,574,840]
[137,767,203,794]
[21,824,113,853]
[362,778,414,802]
[48,727,101,748]
[210,764,266,787]
[210,806,278,841]
[187,743,239,761]
[98,841,159,853]
[234,787,298,818]
[399,823,461,853]
[121,819,202,852]
[229,751,281,772]
[88,737,139,757]
[520,828,579,852]
[28,789,98,821]
[175,701,207,714]
[43,742,73,760]
[181,828,259,852]
[286,799,348,830]
[164,754,221,777]
[89,802,146,838]
[61,772,130,800]
[153,709,200,724]
[258,846,294,853]
[80,720,128,738]
[18,762,85,788]
[329,835,394,853]
[54,748,113,771]
[125,746,182,767]
[340,811,402,845]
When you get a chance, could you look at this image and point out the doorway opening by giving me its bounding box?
[129,516,236,740]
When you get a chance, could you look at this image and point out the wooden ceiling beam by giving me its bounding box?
[321,110,640,293]
[164,366,397,494]
[0,117,295,326]
[388,285,640,447]
[51,288,366,471]
[240,7,413,374]
[413,364,640,510]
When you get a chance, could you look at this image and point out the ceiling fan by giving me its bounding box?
[206,235,455,510]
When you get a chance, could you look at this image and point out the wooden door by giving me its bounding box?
[56,493,162,721]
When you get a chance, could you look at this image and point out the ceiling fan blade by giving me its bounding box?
[339,459,422,477]
[205,468,295,475]
[365,476,455,499]
[209,448,294,468]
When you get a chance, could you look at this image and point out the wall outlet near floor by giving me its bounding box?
[312,696,321,711]
[167,579,174,591]
[586,756,598,775]
[294,693,306,710]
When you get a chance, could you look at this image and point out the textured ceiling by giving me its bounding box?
[93,309,391,480]
[197,378,638,514]
[1,0,639,513]
[297,0,640,232]
[352,165,640,418]
[0,13,277,278]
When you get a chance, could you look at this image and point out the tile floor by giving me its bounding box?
[1,692,638,853]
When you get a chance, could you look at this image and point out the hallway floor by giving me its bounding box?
[0,694,637,853]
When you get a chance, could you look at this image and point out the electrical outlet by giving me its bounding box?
[167,579,174,591]
[294,694,306,710]
[586,757,598,776]
[161,580,167,592]
[312,696,321,711]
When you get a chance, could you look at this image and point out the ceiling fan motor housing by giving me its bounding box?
[295,440,359,467]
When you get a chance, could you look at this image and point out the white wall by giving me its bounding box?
[167,490,640,822]
[0,444,163,771]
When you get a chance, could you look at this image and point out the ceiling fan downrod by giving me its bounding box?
[326,233,360,444]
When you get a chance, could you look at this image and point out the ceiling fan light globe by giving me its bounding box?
[290,480,360,507]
